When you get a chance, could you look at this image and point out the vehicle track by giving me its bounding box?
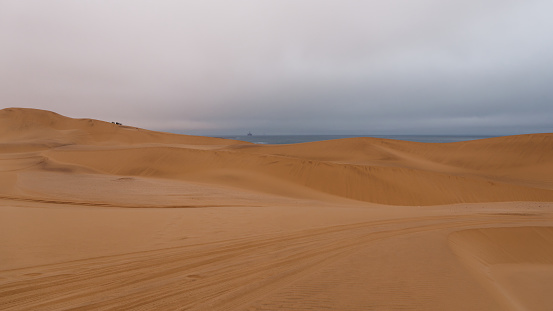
[0,214,547,310]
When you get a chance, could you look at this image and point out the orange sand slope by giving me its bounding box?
[1,108,553,311]
[1,107,553,206]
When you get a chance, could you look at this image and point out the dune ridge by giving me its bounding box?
[0,107,245,146]
[1,107,553,206]
[450,226,553,310]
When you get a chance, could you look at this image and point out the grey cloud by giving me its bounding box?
[1,0,552,135]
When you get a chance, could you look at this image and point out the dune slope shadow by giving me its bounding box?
[449,226,553,311]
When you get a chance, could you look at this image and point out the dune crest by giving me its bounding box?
[0,107,244,146]
[450,227,553,310]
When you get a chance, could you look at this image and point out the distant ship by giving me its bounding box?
[247,132,253,136]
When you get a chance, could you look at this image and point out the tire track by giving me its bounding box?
[0,214,547,310]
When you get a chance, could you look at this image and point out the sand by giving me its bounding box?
[1,107,552,310]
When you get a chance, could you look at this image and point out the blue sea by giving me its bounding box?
[216,135,497,145]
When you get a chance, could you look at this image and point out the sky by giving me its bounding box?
[1,0,553,135]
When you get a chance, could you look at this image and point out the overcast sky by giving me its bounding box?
[1,1,552,135]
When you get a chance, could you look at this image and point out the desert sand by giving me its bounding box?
[1,107,553,310]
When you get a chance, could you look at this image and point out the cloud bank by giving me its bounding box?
[1,0,552,134]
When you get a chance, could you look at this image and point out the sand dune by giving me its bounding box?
[1,108,552,310]
[0,107,245,147]
[1,107,553,205]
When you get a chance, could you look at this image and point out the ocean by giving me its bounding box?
[216,135,497,144]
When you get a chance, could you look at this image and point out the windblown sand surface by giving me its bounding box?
[1,107,553,310]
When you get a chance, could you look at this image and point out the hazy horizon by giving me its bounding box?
[163,128,547,137]
[2,1,553,135]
